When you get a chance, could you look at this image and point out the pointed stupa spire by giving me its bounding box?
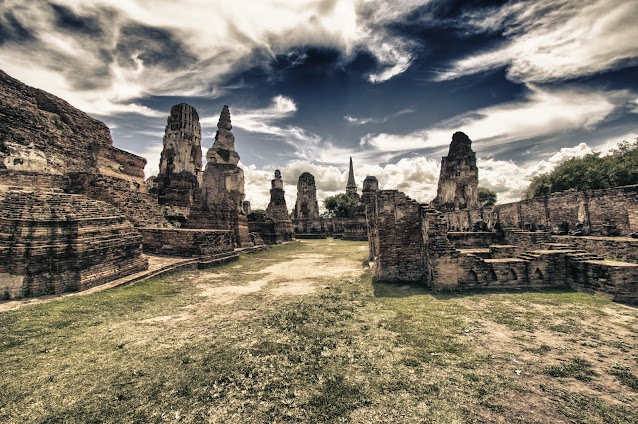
[217,105,232,130]
[346,157,358,197]
[207,105,238,164]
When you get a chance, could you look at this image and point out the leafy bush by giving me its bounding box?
[323,193,358,218]
[478,187,497,207]
[524,139,638,199]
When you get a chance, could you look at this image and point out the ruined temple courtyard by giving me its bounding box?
[1,239,637,423]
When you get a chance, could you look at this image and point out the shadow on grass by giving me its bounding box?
[372,277,583,300]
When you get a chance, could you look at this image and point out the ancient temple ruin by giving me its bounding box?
[248,170,296,244]
[0,70,267,298]
[185,106,253,247]
[367,132,638,304]
[432,132,479,211]
[342,175,378,241]
[151,103,202,208]
[0,70,167,228]
[346,157,358,199]
[292,172,325,235]
[0,190,148,298]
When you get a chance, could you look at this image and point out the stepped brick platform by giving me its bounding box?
[0,189,148,298]
[366,132,638,304]
[0,244,273,312]
[139,227,234,256]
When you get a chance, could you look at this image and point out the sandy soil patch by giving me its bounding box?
[195,252,361,304]
[138,313,191,324]
[197,279,268,304]
[270,280,325,296]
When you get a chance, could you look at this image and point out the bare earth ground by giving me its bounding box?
[0,239,637,423]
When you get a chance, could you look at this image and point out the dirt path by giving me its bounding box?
[195,249,364,303]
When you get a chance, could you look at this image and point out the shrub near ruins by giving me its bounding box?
[524,139,638,199]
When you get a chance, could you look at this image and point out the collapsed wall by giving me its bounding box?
[0,189,148,298]
[367,188,638,303]
[0,69,169,228]
[443,185,638,236]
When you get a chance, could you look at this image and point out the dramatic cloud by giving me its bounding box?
[362,86,632,156]
[242,156,441,211]
[1,0,635,206]
[0,0,428,115]
[345,109,414,126]
[478,143,594,203]
[438,0,638,83]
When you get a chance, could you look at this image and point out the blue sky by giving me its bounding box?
[1,0,637,209]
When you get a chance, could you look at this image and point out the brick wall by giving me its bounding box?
[0,190,148,298]
[139,228,234,256]
[553,235,638,263]
[369,190,426,281]
[442,185,638,236]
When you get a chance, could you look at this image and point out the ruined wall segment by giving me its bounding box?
[0,69,169,227]
[432,131,479,211]
[442,185,638,236]
[367,190,427,281]
[0,189,148,298]
[186,106,253,247]
[368,185,638,304]
[153,103,202,207]
[343,175,378,241]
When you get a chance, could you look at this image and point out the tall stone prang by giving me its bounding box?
[293,172,320,220]
[186,105,253,247]
[346,157,358,198]
[432,131,479,211]
[260,169,296,243]
[266,170,290,220]
[154,103,202,207]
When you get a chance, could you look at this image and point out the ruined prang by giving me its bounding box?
[294,172,320,220]
[346,157,358,199]
[256,170,295,243]
[186,105,253,247]
[266,170,290,220]
[153,103,202,207]
[432,131,478,211]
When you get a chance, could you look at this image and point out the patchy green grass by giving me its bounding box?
[1,239,637,423]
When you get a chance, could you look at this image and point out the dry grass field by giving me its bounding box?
[1,239,637,423]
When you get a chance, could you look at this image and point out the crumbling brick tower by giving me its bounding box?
[432,131,479,211]
[186,105,253,247]
[264,170,296,242]
[154,103,202,207]
[294,172,320,220]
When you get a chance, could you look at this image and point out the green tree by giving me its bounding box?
[478,187,497,207]
[323,194,358,218]
[523,139,638,199]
